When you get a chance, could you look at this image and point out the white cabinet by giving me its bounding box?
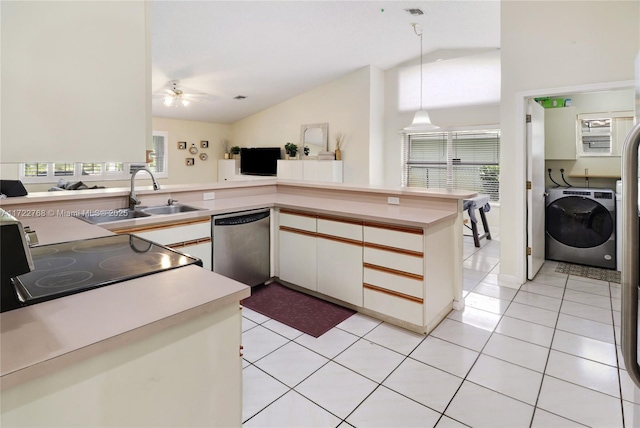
[114,218,212,270]
[277,160,343,182]
[218,159,240,182]
[276,209,444,331]
[303,161,343,182]
[2,1,149,163]
[316,217,363,306]
[276,160,304,180]
[612,115,634,156]
[363,223,425,326]
[278,210,317,291]
[545,106,578,160]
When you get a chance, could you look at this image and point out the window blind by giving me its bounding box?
[404,129,500,201]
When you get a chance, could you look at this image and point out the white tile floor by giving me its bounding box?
[242,230,640,427]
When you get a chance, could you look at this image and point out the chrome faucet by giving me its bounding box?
[129,168,161,210]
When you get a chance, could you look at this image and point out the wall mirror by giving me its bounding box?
[300,123,328,158]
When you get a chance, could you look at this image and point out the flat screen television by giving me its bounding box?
[240,147,281,176]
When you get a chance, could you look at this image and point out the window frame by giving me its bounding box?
[402,126,500,201]
[19,130,169,184]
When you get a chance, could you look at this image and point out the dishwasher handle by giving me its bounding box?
[214,210,269,226]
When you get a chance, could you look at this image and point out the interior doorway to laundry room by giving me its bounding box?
[519,80,634,280]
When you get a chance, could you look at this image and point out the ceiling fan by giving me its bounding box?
[157,80,208,107]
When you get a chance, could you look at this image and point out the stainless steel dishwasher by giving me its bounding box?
[212,208,270,287]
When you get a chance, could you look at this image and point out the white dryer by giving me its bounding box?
[546,187,616,269]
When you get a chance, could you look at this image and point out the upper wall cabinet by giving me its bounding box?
[1,2,150,163]
[545,107,578,160]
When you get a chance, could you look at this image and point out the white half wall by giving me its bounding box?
[500,0,640,284]
[1,1,150,163]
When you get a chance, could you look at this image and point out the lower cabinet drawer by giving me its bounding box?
[363,287,423,325]
[279,211,316,232]
[364,247,423,276]
[133,222,210,246]
[363,266,423,299]
[174,242,211,270]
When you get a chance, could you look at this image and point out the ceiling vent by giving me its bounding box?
[404,8,424,15]
[234,95,247,100]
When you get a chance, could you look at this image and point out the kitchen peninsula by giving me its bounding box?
[0,180,474,426]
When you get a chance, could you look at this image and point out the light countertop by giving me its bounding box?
[0,218,250,390]
[0,179,475,205]
[1,180,473,389]
[97,192,462,231]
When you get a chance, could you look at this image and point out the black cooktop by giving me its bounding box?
[11,234,202,306]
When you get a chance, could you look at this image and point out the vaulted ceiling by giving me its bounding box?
[151,1,500,124]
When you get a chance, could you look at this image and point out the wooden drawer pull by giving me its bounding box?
[364,283,424,304]
[317,214,363,226]
[279,225,317,238]
[364,263,423,281]
[167,237,211,249]
[279,208,317,218]
[114,217,210,234]
[364,222,424,235]
[316,233,362,247]
[364,242,423,258]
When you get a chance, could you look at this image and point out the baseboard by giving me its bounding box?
[497,273,522,290]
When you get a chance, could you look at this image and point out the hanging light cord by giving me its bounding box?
[412,23,423,110]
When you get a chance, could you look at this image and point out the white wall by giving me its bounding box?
[382,58,501,187]
[500,0,639,284]
[1,1,150,163]
[152,117,231,185]
[369,67,385,186]
[12,118,230,192]
[231,67,374,184]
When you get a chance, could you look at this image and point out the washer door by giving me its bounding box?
[546,196,614,248]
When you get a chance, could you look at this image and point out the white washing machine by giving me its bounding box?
[546,187,616,269]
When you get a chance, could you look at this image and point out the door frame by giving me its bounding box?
[507,80,633,286]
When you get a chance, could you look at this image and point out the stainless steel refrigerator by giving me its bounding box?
[621,52,640,393]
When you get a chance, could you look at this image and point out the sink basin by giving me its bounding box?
[77,209,151,224]
[141,204,203,215]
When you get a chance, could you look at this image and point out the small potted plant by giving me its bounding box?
[230,146,241,159]
[284,142,298,159]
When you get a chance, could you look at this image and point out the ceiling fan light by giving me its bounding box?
[404,109,439,131]
[181,99,190,107]
[163,96,174,107]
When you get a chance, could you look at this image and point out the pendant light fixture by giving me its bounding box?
[404,23,438,131]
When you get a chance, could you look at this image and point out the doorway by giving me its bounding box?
[516,80,634,282]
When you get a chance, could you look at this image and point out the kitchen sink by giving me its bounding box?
[141,204,203,215]
[77,208,151,224]
[76,204,203,224]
